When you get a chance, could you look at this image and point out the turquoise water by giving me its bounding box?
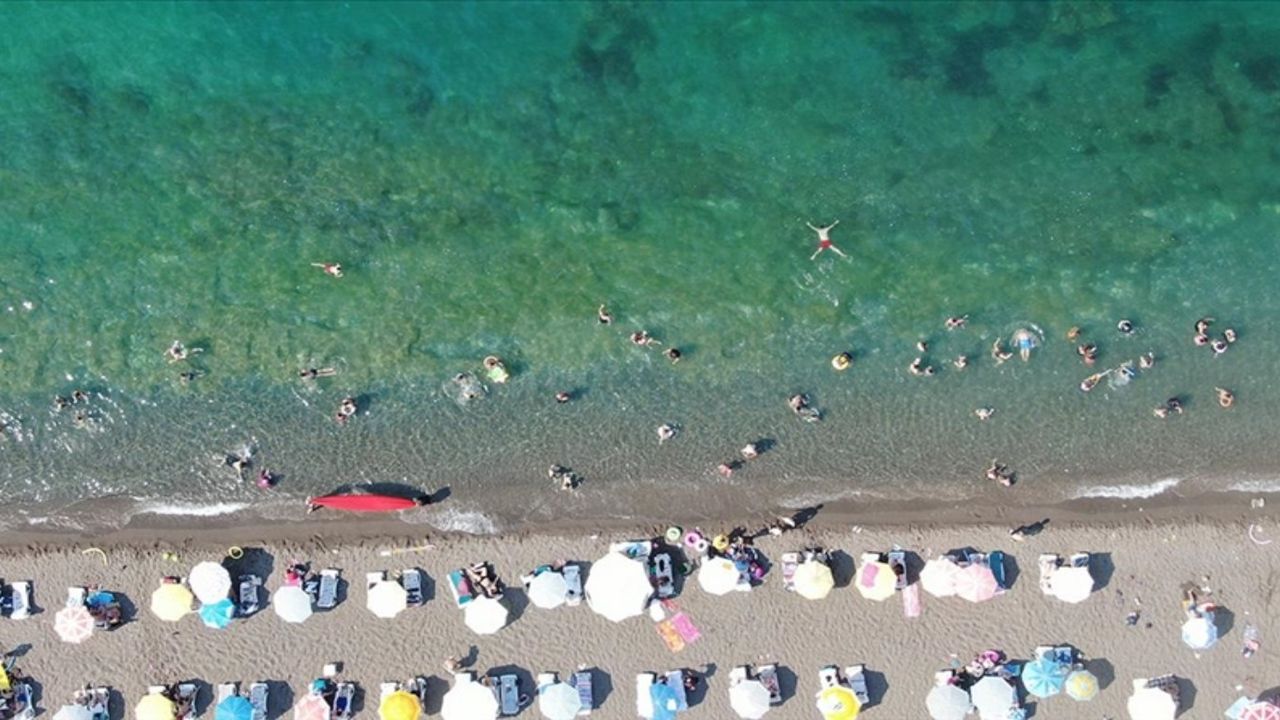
[2,2,1280,531]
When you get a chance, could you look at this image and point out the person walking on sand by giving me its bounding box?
[807,220,847,260]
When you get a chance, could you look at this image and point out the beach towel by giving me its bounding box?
[903,582,922,618]
[671,612,701,643]
[656,619,686,652]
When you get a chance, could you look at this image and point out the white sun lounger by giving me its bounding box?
[11,682,34,720]
[573,670,593,715]
[1068,552,1090,568]
[757,665,782,705]
[87,687,110,720]
[537,673,557,691]
[176,683,198,720]
[887,551,907,590]
[238,575,261,617]
[635,673,655,719]
[317,569,340,610]
[7,581,32,619]
[331,683,354,720]
[67,586,87,609]
[563,564,583,606]
[1038,554,1059,595]
[217,683,239,705]
[845,665,870,704]
[780,553,799,592]
[249,683,268,720]
[729,666,749,686]
[367,571,385,591]
[818,666,840,689]
[608,540,653,559]
[651,553,675,599]
[665,670,688,711]
[496,674,520,716]
[401,569,424,606]
[379,682,399,701]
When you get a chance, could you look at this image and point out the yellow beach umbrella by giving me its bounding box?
[1065,670,1099,701]
[856,561,897,602]
[794,561,835,600]
[817,686,861,720]
[379,691,420,720]
[136,694,177,720]
[151,583,194,622]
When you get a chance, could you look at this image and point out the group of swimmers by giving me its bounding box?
[598,305,682,364]
[985,459,1016,487]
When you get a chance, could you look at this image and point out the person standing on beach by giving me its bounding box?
[807,220,847,260]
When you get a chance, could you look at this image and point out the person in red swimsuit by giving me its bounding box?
[807,220,847,260]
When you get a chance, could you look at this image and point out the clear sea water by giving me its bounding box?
[2,1,1280,533]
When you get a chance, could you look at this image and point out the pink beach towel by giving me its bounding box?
[903,583,921,618]
[671,612,702,643]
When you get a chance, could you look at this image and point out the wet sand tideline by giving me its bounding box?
[0,519,1275,719]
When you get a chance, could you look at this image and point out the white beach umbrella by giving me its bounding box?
[1182,613,1218,649]
[189,561,233,604]
[367,579,408,619]
[537,682,582,720]
[273,585,313,624]
[584,552,652,622]
[698,557,745,596]
[54,705,93,720]
[1049,565,1094,604]
[920,558,962,598]
[528,571,569,610]
[464,595,509,635]
[926,684,971,720]
[971,676,1017,720]
[730,680,772,719]
[54,605,95,643]
[442,679,499,720]
[1128,684,1177,720]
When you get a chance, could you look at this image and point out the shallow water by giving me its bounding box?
[2,2,1280,532]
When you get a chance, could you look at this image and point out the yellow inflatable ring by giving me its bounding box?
[227,546,244,560]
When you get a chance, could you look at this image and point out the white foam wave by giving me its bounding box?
[1072,478,1180,500]
[421,507,499,535]
[139,502,250,517]
[1228,480,1280,494]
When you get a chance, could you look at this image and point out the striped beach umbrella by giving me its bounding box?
[956,564,999,603]
[1242,701,1280,720]
[292,693,330,720]
[200,598,235,630]
[1021,658,1068,698]
[1182,614,1218,650]
[54,605,95,643]
[926,684,971,720]
[921,558,962,598]
[1065,670,1099,701]
[216,696,253,720]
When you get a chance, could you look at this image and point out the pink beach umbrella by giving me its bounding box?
[921,558,962,598]
[54,605,95,644]
[955,564,999,603]
[1242,702,1280,720]
[293,694,330,720]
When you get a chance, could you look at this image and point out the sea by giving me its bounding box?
[2,1,1279,535]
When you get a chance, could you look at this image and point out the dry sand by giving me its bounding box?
[0,519,1277,719]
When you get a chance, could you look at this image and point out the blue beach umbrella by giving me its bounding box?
[1021,658,1068,698]
[200,598,236,630]
[1182,613,1218,650]
[650,683,678,720]
[216,696,253,720]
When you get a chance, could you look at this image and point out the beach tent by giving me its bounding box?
[1049,565,1094,604]
[136,694,177,720]
[200,598,236,630]
[955,564,999,604]
[1128,683,1177,720]
[585,552,652,622]
[54,705,93,720]
[1021,658,1068,698]
[926,684,971,720]
[1182,613,1218,650]
[151,583,194,622]
[794,560,835,601]
[537,682,583,720]
[699,557,745,596]
[378,690,421,720]
[730,679,772,719]
[367,579,409,619]
[464,595,509,635]
[216,696,254,720]
[293,693,330,720]
[855,560,896,602]
[273,585,313,624]
[528,571,570,610]
[921,558,963,598]
[971,676,1017,720]
[1065,670,1099,701]
[442,678,499,720]
[816,686,860,720]
[1241,701,1280,720]
[54,605,95,644]
[189,561,233,604]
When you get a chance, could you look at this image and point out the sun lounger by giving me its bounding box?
[1068,552,1090,568]
[572,670,593,715]
[1037,555,1059,595]
[217,683,239,705]
[238,575,261,617]
[367,571,385,592]
[331,682,354,720]
[887,551,908,590]
[447,570,474,608]
[536,673,557,691]
[67,586,87,609]
[7,581,31,619]
[379,682,399,701]
[496,674,520,716]
[665,671,688,711]
[818,666,840,689]
[780,553,799,592]
[845,665,870,705]
[10,682,34,720]
[87,687,110,720]
[635,673,655,720]
[407,677,427,704]
[249,683,268,720]
[316,569,340,610]
[729,666,748,686]
[563,564,583,606]
[988,551,1008,590]
[651,552,675,599]
[401,569,424,606]
[609,540,653,559]
[757,665,782,705]
[176,683,198,720]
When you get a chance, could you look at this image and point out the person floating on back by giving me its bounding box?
[807,220,847,260]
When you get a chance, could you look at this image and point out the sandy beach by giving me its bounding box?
[1,517,1276,719]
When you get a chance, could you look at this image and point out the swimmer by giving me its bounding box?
[483,355,509,383]
[547,464,569,480]
[1195,317,1213,334]
[908,357,925,376]
[741,443,760,460]
[831,351,853,371]
[953,355,968,370]
[72,389,89,403]
[555,391,572,404]
[1153,405,1169,419]
[945,315,969,330]
[339,397,358,416]
[922,364,936,376]
[1079,369,1110,393]
[179,370,199,384]
[560,474,575,491]
[1215,387,1235,408]
[630,330,660,347]
[657,423,677,444]
[1117,319,1134,334]
[226,454,249,473]
[991,339,1013,365]
[1211,339,1228,355]
[974,407,995,421]
[256,469,274,490]
[717,462,735,478]
[1139,352,1155,369]
[807,220,847,260]
[788,394,808,413]
[299,367,338,379]
[1224,328,1237,343]
[311,262,343,278]
[916,339,928,353]
[597,304,613,325]
[73,411,88,428]
[1077,343,1098,365]
[1066,326,1082,341]
[167,341,188,363]
[53,395,70,411]
[1193,333,1210,346]
[334,412,348,425]
[1012,329,1037,362]
[1166,397,1183,414]
[664,347,682,363]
